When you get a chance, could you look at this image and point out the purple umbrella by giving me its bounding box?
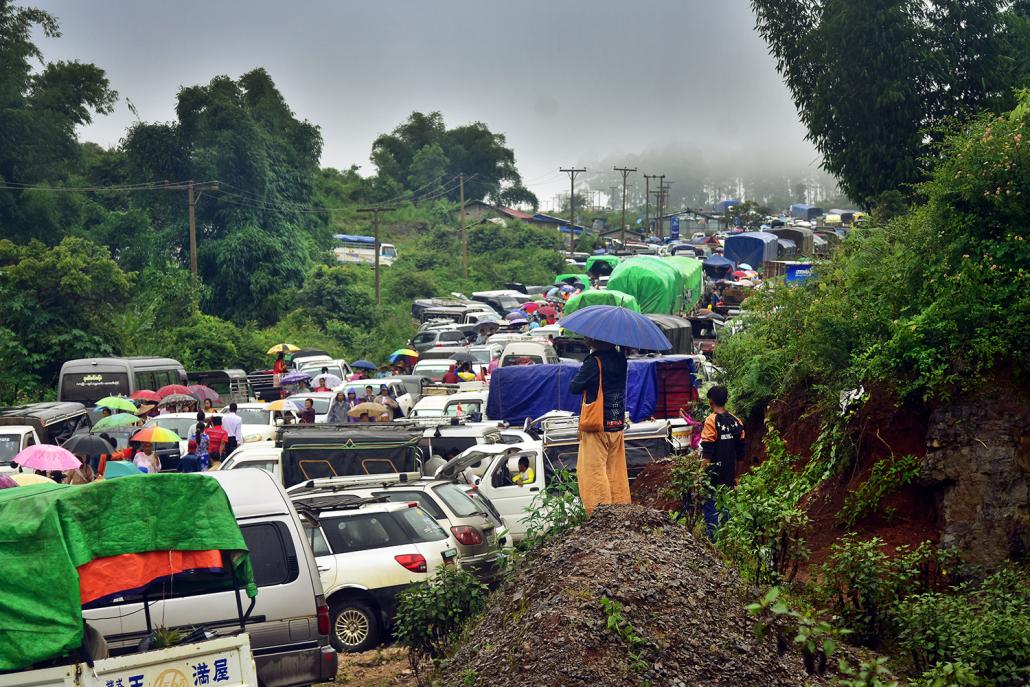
[505,312,526,321]
[507,317,529,326]
[280,370,312,385]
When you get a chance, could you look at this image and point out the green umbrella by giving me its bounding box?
[92,413,142,431]
[104,460,143,479]
[96,396,137,413]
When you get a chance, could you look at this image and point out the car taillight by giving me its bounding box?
[450,525,483,546]
[407,501,418,508]
[316,601,330,635]
[395,553,428,573]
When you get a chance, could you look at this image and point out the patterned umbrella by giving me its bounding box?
[188,385,221,402]
[131,426,182,444]
[158,393,197,407]
[156,384,193,399]
[280,371,312,386]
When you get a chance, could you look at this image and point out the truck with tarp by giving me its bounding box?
[660,256,705,310]
[332,234,397,267]
[485,357,698,424]
[584,255,620,279]
[606,256,684,315]
[723,232,778,270]
[789,204,824,221]
[769,227,815,256]
[561,289,640,316]
[554,273,590,289]
[0,474,259,687]
[277,424,422,488]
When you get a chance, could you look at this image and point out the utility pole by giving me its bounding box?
[608,186,618,211]
[166,180,219,277]
[653,174,666,239]
[613,166,637,246]
[560,166,586,255]
[358,206,395,306]
[644,174,658,238]
[459,174,468,279]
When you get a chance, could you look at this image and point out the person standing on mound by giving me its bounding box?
[569,338,631,514]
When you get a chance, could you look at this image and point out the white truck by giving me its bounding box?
[332,234,397,267]
[0,635,258,687]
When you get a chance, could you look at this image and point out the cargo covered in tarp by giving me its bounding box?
[554,273,590,288]
[0,475,254,671]
[769,227,815,255]
[644,315,694,355]
[562,289,640,316]
[607,256,684,314]
[485,357,697,424]
[660,256,705,310]
[584,254,620,277]
[278,425,422,487]
[703,254,735,278]
[723,232,778,269]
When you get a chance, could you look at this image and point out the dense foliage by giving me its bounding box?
[0,3,562,404]
[718,91,1030,418]
[751,0,1030,208]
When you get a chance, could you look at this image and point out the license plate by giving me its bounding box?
[442,549,458,566]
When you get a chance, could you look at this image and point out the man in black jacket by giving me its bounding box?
[569,339,631,514]
[699,385,746,539]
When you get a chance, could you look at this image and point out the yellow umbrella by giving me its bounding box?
[10,473,56,486]
[266,343,299,355]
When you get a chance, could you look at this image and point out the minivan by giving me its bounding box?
[58,356,187,404]
[84,470,337,687]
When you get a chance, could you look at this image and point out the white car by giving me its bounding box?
[143,412,202,462]
[332,380,414,417]
[498,340,561,367]
[219,441,283,481]
[295,497,457,652]
[229,403,298,443]
[286,391,336,423]
[438,442,546,543]
[409,390,488,420]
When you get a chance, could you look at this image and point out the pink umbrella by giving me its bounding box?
[13,444,81,471]
[188,384,221,403]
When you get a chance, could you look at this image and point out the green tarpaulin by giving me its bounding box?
[585,255,620,277]
[661,256,705,310]
[0,474,255,671]
[607,256,684,314]
[563,289,640,316]
[554,273,591,288]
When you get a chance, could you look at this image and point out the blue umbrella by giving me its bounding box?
[559,305,672,351]
[352,360,378,370]
[505,311,526,321]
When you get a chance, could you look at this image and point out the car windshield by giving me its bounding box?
[412,333,435,345]
[395,507,448,542]
[0,434,21,462]
[289,397,331,414]
[433,482,482,518]
[494,297,522,311]
[469,349,494,364]
[502,355,543,366]
[145,417,195,438]
[382,246,398,258]
[237,408,270,425]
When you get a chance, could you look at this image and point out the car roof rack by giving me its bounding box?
[293,494,392,522]
[288,471,423,495]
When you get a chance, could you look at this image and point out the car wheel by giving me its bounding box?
[329,600,380,652]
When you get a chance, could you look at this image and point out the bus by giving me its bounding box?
[58,356,187,404]
[332,234,397,267]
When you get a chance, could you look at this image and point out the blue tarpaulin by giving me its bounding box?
[723,232,778,268]
[486,357,696,423]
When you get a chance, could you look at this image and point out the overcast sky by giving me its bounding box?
[32,0,822,200]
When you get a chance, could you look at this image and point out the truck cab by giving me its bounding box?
[0,403,92,470]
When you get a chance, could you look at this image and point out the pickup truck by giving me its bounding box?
[0,635,259,687]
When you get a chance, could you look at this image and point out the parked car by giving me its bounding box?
[84,469,337,687]
[229,402,299,443]
[470,290,533,316]
[411,359,456,382]
[409,327,469,353]
[410,390,488,419]
[0,403,92,471]
[292,496,457,652]
[499,341,561,367]
[286,391,336,422]
[291,476,505,584]
[219,441,283,481]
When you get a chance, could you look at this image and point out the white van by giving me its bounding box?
[84,470,336,687]
[58,357,187,405]
[498,341,561,367]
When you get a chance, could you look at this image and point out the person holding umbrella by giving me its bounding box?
[561,305,673,515]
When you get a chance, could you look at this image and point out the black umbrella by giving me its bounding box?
[448,352,478,364]
[62,433,114,456]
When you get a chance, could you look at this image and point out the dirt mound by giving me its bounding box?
[439,505,826,687]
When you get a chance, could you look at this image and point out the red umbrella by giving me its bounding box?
[188,385,221,403]
[538,305,557,317]
[731,270,749,279]
[522,302,540,314]
[156,384,193,399]
[130,389,160,402]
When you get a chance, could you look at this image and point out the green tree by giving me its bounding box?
[751,0,1025,208]
[407,143,449,194]
[0,0,117,240]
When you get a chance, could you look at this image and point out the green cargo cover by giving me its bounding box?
[585,255,620,277]
[562,289,640,316]
[661,256,705,310]
[0,474,255,671]
[607,256,684,314]
[554,273,591,289]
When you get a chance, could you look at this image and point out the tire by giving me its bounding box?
[329,600,381,653]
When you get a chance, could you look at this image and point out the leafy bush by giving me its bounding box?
[820,535,954,647]
[838,454,922,529]
[896,569,1030,685]
[836,657,899,687]
[660,451,712,533]
[746,587,846,676]
[911,661,983,687]
[519,469,586,551]
[715,426,812,584]
[393,565,488,678]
